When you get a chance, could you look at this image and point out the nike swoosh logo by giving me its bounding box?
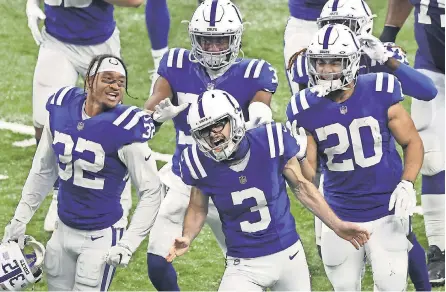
[289,250,300,260]
[91,235,104,241]
[145,154,152,161]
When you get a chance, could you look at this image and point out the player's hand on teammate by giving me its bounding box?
[165,236,191,263]
[287,120,307,161]
[388,180,416,219]
[105,242,133,268]
[2,219,27,248]
[26,0,46,46]
[333,221,370,250]
[358,33,391,65]
[152,98,189,123]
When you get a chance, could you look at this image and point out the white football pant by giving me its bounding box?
[321,215,410,291]
[44,220,124,291]
[147,163,226,257]
[219,240,310,291]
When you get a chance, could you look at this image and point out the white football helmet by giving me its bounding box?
[187,0,244,70]
[317,0,375,35]
[188,89,245,161]
[0,236,45,291]
[306,24,362,92]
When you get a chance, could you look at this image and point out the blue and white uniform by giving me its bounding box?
[147,48,278,257]
[180,123,311,291]
[286,73,411,291]
[13,87,162,291]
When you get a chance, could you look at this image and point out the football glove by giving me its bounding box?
[26,0,46,46]
[3,219,27,248]
[287,120,307,161]
[105,242,133,268]
[358,33,392,65]
[152,98,188,123]
[388,180,416,219]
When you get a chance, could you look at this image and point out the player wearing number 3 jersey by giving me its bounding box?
[2,56,163,291]
[165,89,370,291]
[286,24,424,290]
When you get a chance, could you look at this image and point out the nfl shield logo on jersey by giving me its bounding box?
[340,106,348,115]
[239,176,247,184]
[77,122,84,131]
[207,83,215,90]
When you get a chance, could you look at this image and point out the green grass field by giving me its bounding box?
[0,0,440,290]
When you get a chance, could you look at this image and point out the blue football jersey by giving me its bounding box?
[291,45,409,85]
[411,0,445,73]
[288,0,327,21]
[286,73,404,222]
[44,0,116,45]
[157,48,278,178]
[180,123,300,258]
[46,86,155,230]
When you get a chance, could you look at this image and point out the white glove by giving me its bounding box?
[287,120,307,161]
[105,242,133,267]
[310,84,331,98]
[388,180,416,219]
[358,33,392,65]
[3,219,27,248]
[152,98,189,123]
[26,0,46,46]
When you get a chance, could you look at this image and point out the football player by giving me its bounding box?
[2,55,163,291]
[284,0,328,94]
[143,0,278,290]
[289,1,437,290]
[380,0,445,285]
[26,0,142,233]
[166,89,370,291]
[287,24,423,291]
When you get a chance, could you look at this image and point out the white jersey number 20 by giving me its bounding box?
[315,116,383,172]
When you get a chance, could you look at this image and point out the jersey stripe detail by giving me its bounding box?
[375,72,384,92]
[244,59,257,78]
[291,93,299,115]
[192,144,207,178]
[124,110,146,130]
[177,48,186,69]
[113,106,138,126]
[299,90,310,110]
[266,123,276,158]
[50,86,74,105]
[253,60,265,78]
[276,123,284,156]
[167,49,176,68]
[184,149,198,179]
[387,74,395,93]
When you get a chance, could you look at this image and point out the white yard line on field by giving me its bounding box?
[0,120,173,163]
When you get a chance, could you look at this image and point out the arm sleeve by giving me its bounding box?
[14,118,58,224]
[393,62,438,101]
[117,142,163,253]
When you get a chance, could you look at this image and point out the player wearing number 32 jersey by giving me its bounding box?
[2,56,163,291]
[166,89,370,291]
[287,24,424,290]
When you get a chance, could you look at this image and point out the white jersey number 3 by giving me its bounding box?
[53,131,105,189]
[231,187,271,233]
[315,117,383,171]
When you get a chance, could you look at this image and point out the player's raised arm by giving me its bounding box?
[380,0,413,42]
[166,186,209,262]
[103,0,143,8]
[283,156,370,250]
[144,76,174,111]
[3,118,58,246]
[105,142,164,267]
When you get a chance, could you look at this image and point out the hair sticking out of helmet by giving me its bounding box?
[306,24,362,93]
[317,0,375,35]
[187,0,244,70]
[188,89,245,161]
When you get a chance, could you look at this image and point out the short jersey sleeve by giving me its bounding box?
[111,106,156,145]
[179,146,204,187]
[374,73,404,107]
[246,59,279,93]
